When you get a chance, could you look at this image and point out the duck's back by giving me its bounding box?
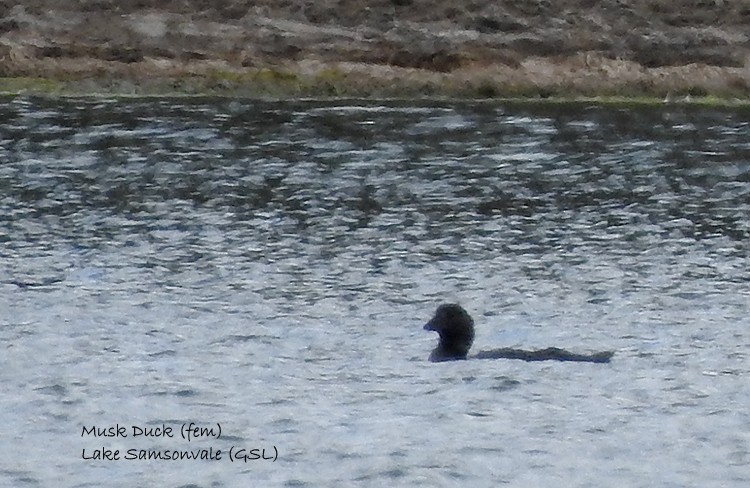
[473,347,614,363]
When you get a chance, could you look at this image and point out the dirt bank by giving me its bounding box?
[1,0,750,98]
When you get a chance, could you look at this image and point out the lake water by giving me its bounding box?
[1,96,748,487]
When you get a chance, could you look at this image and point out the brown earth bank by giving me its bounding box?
[1,0,750,98]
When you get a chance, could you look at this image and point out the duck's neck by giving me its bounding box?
[429,335,472,362]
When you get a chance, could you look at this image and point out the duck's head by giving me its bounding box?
[424,304,475,362]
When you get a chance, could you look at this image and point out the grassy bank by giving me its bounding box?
[2,60,750,106]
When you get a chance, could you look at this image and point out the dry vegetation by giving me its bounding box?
[1,0,750,97]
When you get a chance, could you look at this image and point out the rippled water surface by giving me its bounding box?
[1,96,749,487]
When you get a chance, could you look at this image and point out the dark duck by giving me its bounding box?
[424,304,614,363]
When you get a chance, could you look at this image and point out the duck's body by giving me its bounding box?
[424,304,614,363]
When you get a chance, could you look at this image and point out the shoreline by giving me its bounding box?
[3,2,750,102]
[2,67,750,107]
